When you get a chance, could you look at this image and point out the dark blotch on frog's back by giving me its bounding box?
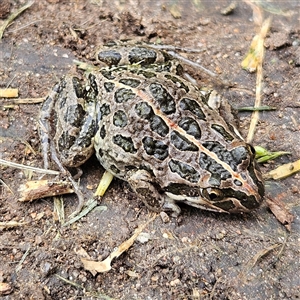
[211,124,234,142]
[100,125,106,139]
[135,102,169,137]
[178,117,201,140]
[142,136,169,161]
[150,115,169,137]
[128,47,157,66]
[99,103,111,120]
[113,134,137,153]
[199,143,232,186]
[113,110,128,127]
[72,77,85,98]
[164,74,189,92]
[170,131,198,152]
[179,98,206,121]
[168,159,200,183]
[166,183,201,197]
[104,82,115,92]
[149,83,176,115]
[63,104,85,127]
[202,142,248,172]
[98,50,122,67]
[76,117,96,148]
[114,88,136,103]
[119,78,141,88]
[110,164,121,174]
[58,132,75,152]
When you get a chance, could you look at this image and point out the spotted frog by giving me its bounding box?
[40,42,264,215]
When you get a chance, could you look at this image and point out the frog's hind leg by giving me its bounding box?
[38,77,89,216]
[39,82,62,170]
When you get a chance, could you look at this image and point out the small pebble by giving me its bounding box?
[170,278,181,286]
[160,211,170,223]
[220,1,237,15]
[137,232,151,243]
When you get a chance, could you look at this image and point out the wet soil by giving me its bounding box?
[0,1,300,299]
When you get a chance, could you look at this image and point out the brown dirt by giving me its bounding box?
[0,1,299,299]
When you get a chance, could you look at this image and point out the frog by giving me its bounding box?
[39,42,264,215]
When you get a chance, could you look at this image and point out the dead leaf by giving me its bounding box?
[169,4,181,19]
[266,196,294,231]
[81,214,157,274]
[0,282,12,295]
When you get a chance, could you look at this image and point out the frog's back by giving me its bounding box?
[93,67,261,197]
[40,42,264,214]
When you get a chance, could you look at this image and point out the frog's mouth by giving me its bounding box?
[165,186,262,213]
[165,191,230,213]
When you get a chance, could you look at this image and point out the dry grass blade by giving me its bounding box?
[15,246,31,273]
[0,221,29,229]
[248,243,282,268]
[63,198,98,226]
[0,178,13,194]
[54,197,65,225]
[0,97,45,105]
[0,1,34,40]
[55,274,83,289]
[0,136,36,155]
[94,170,114,197]
[167,50,217,78]
[245,17,271,143]
[239,243,282,281]
[0,158,59,175]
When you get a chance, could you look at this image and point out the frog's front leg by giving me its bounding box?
[127,169,181,216]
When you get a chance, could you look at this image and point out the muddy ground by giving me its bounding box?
[0,0,300,299]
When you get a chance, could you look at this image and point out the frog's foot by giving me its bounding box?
[72,167,83,180]
[66,175,85,218]
[126,169,182,216]
[161,197,181,217]
[127,169,165,212]
[48,142,85,217]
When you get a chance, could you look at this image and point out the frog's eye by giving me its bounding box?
[203,188,223,201]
